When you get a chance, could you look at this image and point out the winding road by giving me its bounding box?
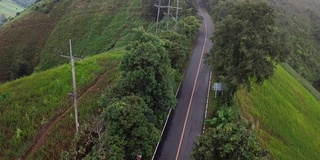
[153,0,214,159]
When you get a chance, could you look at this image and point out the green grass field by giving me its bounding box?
[0,49,124,159]
[0,0,24,17]
[236,65,320,159]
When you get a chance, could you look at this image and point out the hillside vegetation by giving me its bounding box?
[0,50,123,159]
[236,65,320,159]
[206,0,320,91]
[267,0,320,89]
[0,0,201,158]
[197,0,320,159]
[0,0,155,82]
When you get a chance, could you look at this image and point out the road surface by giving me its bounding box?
[153,0,214,159]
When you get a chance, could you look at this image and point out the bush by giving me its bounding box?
[191,106,268,160]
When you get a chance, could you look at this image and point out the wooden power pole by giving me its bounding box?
[61,39,81,133]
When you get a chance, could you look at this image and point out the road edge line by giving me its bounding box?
[151,82,181,160]
[203,71,212,133]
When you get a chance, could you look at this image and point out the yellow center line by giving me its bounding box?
[175,2,208,159]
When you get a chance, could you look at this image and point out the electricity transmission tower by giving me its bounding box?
[61,39,82,133]
[155,0,181,33]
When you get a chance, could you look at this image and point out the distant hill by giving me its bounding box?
[12,0,36,7]
[0,0,24,21]
[0,0,160,82]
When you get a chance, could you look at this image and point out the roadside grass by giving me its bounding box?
[26,57,120,159]
[0,0,24,17]
[236,65,320,159]
[0,50,124,159]
[206,74,218,120]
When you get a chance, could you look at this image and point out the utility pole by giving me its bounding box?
[61,39,81,133]
[155,0,161,33]
[175,0,180,31]
[155,0,181,33]
[167,0,171,30]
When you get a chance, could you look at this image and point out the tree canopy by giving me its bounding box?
[191,107,268,160]
[105,96,160,159]
[206,0,288,97]
[118,27,176,122]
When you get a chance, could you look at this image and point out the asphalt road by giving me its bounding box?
[153,0,214,159]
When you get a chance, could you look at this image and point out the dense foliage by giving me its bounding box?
[105,96,160,159]
[206,0,320,91]
[116,27,176,125]
[206,0,288,101]
[267,0,320,86]
[191,107,268,160]
[60,19,201,158]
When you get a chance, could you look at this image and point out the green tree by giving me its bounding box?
[206,1,288,98]
[159,30,190,72]
[178,16,201,38]
[191,107,268,160]
[118,27,176,123]
[211,0,235,22]
[105,96,160,159]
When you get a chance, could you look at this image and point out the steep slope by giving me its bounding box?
[0,0,155,82]
[236,65,320,159]
[0,49,123,159]
[0,0,24,17]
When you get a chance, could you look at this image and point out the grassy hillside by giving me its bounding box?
[0,0,155,82]
[0,0,24,17]
[0,49,123,159]
[236,65,320,159]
